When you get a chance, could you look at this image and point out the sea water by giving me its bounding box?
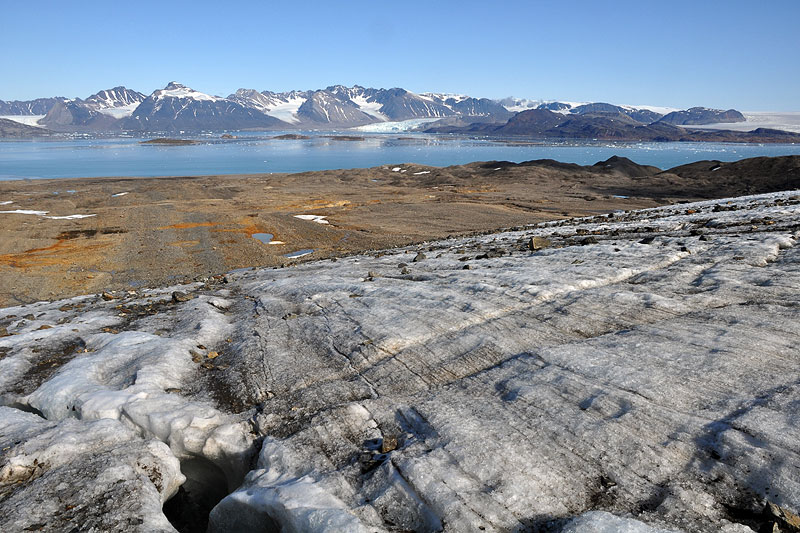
[1,132,799,180]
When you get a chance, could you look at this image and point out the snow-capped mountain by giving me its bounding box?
[229,89,311,124]
[0,97,67,116]
[0,82,755,134]
[420,92,514,119]
[227,85,513,127]
[296,90,376,126]
[496,97,545,113]
[37,86,147,130]
[568,102,665,124]
[123,82,290,132]
[83,87,146,118]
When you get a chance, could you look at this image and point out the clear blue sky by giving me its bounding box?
[1,0,798,110]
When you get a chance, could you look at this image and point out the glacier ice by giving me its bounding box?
[1,190,799,531]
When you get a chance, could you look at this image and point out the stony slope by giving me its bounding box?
[0,118,50,137]
[1,191,799,532]
[658,107,746,125]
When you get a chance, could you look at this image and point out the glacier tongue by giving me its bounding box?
[1,191,799,532]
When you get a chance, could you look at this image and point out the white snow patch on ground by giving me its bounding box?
[293,214,329,224]
[0,201,13,205]
[0,210,96,219]
[44,214,96,220]
[412,171,430,175]
[0,115,46,127]
[111,192,129,197]
[0,209,49,216]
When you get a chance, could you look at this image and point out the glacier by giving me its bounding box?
[1,191,799,532]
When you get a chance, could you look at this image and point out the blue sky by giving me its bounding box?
[1,0,798,110]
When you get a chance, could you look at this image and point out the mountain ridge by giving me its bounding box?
[0,82,780,136]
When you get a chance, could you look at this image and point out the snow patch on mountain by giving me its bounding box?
[0,115,46,127]
[418,92,467,105]
[263,95,306,124]
[349,94,388,121]
[619,104,680,115]
[96,102,141,119]
[153,82,221,102]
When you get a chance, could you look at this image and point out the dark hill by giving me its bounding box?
[0,118,50,137]
[425,108,800,144]
[593,155,661,177]
[658,107,745,125]
[663,155,800,197]
[40,101,120,131]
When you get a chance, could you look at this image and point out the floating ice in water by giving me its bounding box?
[412,171,430,175]
[112,192,129,197]
[284,249,313,258]
[294,215,329,225]
[251,233,274,244]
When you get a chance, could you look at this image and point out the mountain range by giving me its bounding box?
[0,82,762,137]
[423,107,800,143]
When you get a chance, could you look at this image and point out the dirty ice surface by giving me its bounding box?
[1,191,800,532]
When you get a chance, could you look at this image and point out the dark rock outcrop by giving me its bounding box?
[657,107,745,125]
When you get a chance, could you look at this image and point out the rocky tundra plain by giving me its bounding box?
[1,187,799,532]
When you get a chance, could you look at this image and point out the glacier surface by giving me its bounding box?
[1,191,799,532]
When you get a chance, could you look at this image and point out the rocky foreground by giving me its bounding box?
[3,155,800,308]
[1,191,800,532]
